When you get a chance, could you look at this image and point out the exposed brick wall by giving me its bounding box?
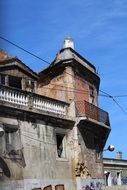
[75,75,89,103]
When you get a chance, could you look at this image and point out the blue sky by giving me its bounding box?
[0,0,127,158]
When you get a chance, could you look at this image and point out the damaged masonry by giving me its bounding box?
[0,38,110,190]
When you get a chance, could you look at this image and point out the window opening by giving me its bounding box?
[43,185,52,190]
[94,136,102,160]
[25,79,35,92]
[4,125,22,155]
[0,74,6,85]
[55,184,64,190]
[56,134,66,158]
[89,86,95,104]
[117,172,121,185]
[8,75,22,89]
[105,172,111,186]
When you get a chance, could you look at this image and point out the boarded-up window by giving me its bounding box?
[43,185,52,190]
[55,184,64,190]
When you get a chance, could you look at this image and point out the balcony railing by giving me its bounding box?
[0,85,68,117]
[76,100,110,126]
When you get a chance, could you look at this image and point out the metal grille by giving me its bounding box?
[76,100,110,126]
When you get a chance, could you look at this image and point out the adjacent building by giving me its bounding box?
[103,152,127,188]
[0,39,111,190]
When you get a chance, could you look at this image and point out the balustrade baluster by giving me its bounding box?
[0,86,66,117]
[22,95,25,105]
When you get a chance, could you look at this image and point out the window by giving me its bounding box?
[25,79,35,92]
[55,185,64,190]
[117,172,122,185]
[4,125,23,155]
[104,172,112,186]
[94,136,102,160]
[8,75,22,89]
[89,86,95,104]
[0,74,6,85]
[56,133,66,158]
[96,151,102,160]
[43,185,52,190]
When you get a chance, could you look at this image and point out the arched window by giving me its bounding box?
[55,184,64,190]
[43,185,52,190]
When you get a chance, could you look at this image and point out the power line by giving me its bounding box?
[0,35,94,95]
[113,95,127,98]
[112,98,127,116]
[43,86,89,95]
[100,90,127,116]
[21,132,56,145]
[0,36,50,64]
[1,35,127,115]
[0,35,125,97]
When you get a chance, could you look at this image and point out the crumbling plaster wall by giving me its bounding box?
[38,66,75,104]
[76,127,104,179]
[0,113,76,190]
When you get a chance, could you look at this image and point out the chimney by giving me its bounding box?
[117,151,122,159]
[63,37,74,49]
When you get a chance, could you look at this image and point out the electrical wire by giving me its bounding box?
[0,35,98,97]
[113,95,127,98]
[0,35,91,95]
[0,36,50,64]
[21,133,56,145]
[0,35,113,97]
[100,90,127,116]
[1,35,127,115]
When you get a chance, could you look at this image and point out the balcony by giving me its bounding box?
[0,85,69,119]
[76,100,110,127]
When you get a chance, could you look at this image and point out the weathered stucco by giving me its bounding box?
[0,46,111,190]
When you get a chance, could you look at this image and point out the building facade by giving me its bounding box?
[0,39,111,190]
[103,153,127,188]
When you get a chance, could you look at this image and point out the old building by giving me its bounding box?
[103,152,127,188]
[0,39,111,190]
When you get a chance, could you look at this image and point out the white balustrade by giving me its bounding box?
[0,87,28,106]
[33,97,66,115]
[0,86,67,116]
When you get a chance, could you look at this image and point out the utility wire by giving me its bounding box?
[0,36,50,64]
[100,90,127,116]
[113,95,127,98]
[0,35,126,96]
[43,86,89,95]
[0,35,93,95]
[112,98,127,115]
[1,35,127,115]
